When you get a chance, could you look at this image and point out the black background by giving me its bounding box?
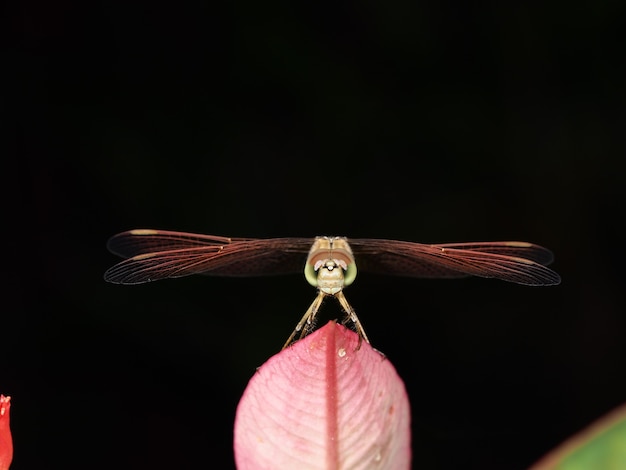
[6,1,626,469]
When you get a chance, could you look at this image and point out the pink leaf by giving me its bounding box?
[0,395,12,470]
[234,321,411,470]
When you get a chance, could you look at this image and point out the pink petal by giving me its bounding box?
[234,321,411,470]
[0,395,12,470]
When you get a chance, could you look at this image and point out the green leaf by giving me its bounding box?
[530,403,626,469]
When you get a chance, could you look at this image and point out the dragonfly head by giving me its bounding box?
[304,237,357,294]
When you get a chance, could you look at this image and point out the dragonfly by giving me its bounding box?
[104,229,561,349]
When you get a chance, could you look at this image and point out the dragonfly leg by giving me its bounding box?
[282,291,326,349]
[335,291,370,350]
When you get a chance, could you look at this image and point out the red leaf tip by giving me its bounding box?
[0,394,13,470]
[234,321,411,469]
[0,396,9,417]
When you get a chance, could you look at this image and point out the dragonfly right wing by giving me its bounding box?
[104,231,314,285]
[106,229,244,257]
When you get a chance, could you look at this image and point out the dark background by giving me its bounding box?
[6,1,626,469]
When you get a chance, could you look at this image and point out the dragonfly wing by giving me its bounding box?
[348,239,561,286]
[106,229,249,258]
[105,232,561,286]
[433,247,561,285]
[350,247,469,279]
[436,241,555,265]
[104,237,314,284]
[105,246,225,284]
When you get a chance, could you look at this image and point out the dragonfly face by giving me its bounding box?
[304,237,358,294]
[104,229,561,348]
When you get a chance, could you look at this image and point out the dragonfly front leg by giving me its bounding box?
[282,291,327,349]
[336,291,370,350]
